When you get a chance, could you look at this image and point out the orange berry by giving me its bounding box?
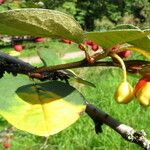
[135,77,150,106]
[3,143,11,149]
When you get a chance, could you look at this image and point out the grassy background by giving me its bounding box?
[0,40,150,150]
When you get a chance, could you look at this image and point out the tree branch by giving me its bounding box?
[0,51,150,80]
[31,59,150,74]
[86,103,150,150]
[0,51,35,75]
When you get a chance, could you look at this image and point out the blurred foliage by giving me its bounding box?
[0,0,149,31]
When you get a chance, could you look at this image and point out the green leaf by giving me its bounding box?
[61,70,96,88]
[144,29,150,35]
[37,48,62,66]
[129,36,150,53]
[98,25,150,56]
[85,29,150,48]
[0,8,84,43]
[0,74,86,136]
[112,24,140,30]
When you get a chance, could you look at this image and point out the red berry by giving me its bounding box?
[62,39,72,44]
[78,44,85,51]
[84,40,93,46]
[118,50,132,58]
[0,0,5,4]
[35,37,45,42]
[91,44,99,51]
[3,143,11,149]
[14,44,23,52]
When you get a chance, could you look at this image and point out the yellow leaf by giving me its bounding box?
[0,77,86,136]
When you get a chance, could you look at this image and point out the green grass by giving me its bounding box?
[0,41,150,150]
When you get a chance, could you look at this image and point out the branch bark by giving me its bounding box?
[86,103,150,150]
[0,51,35,75]
[1,51,150,77]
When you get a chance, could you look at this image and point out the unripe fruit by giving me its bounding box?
[91,44,99,51]
[115,81,133,104]
[118,50,132,58]
[35,37,45,42]
[3,143,11,149]
[14,44,23,52]
[136,82,150,107]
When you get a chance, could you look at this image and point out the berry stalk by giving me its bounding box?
[111,53,127,82]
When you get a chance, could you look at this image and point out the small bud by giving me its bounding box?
[110,44,120,52]
[115,81,133,104]
[78,44,85,51]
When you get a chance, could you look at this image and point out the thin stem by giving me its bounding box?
[31,59,118,73]
[111,53,127,82]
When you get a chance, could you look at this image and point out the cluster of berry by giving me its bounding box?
[62,39,132,58]
[13,37,45,52]
[62,39,99,51]
[62,39,150,106]
[83,40,99,51]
